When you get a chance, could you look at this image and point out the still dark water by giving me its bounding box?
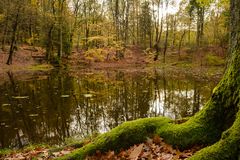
[0,69,218,148]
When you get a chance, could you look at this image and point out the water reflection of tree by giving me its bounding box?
[0,70,216,148]
[0,71,76,148]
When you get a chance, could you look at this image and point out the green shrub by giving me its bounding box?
[204,54,225,66]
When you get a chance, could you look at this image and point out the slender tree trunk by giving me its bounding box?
[46,25,54,61]
[136,2,139,45]
[196,7,204,48]
[178,30,186,60]
[1,15,9,51]
[6,7,20,65]
[124,0,130,45]
[163,19,169,63]
[154,16,163,61]
[58,0,64,59]
[188,17,191,45]
[171,16,177,49]
[77,32,81,52]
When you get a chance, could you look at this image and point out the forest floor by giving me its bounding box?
[0,45,225,76]
[0,45,53,81]
[0,135,203,160]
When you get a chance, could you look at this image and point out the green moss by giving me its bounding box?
[188,110,240,160]
[0,149,12,157]
[0,143,49,157]
[23,143,50,151]
[57,117,171,160]
[204,54,225,66]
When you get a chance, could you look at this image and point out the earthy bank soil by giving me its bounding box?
[0,45,225,68]
[0,45,47,72]
[0,45,225,75]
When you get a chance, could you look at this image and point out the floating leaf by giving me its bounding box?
[83,94,93,98]
[61,95,70,98]
[12,96,29,99]
[29,114,39,117]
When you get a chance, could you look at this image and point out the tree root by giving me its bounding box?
[58,117,171,160]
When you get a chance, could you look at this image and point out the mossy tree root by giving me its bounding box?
[188,109,240,160]
[58,117,171,160]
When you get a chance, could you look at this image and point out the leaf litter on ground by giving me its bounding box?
[1,135,202,160]
[86,135,202,160]
[0,146,76,160]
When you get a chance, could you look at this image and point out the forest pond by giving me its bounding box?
[0,69,219,148]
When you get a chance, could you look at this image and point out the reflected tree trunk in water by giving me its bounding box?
[153,70,161,117]
[193,82,200,115]
[123,79,129,121]
[0,70,217,148]
[0,103,5,148]
[163,71,167,116]
[6,72,23,148]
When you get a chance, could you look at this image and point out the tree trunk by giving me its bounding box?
[76,32,81,52]
[124,0,130,45]
[46,25,54,61]
[1,15,9,51]
[178,30,186,60]
[6,7,20,65]
[171,16,177,49]
[159,0,240,159]
[163,19,169,63]
[188,17,191,45]
[57,0,64,59]
[154,17,163,61]
[196,7,204,48]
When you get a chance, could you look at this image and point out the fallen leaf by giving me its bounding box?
[161,153,173,160]
[153,135,163,144]
[106,151,114,159]
[129,144,144,160]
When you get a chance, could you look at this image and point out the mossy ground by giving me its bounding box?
[0,144,49,157]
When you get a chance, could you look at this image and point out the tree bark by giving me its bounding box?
[154,16,163,61]
[178,30,186,60]
[46,25,54,61]
[159,0,240,159]
[1,15,9,51]
[163,19,169,63]
[6,6,20,65]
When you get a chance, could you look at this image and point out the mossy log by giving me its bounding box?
[59,0,240,159]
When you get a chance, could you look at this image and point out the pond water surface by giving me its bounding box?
[0,69,218,148]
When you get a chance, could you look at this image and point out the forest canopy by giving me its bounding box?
[0,0,229,64]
